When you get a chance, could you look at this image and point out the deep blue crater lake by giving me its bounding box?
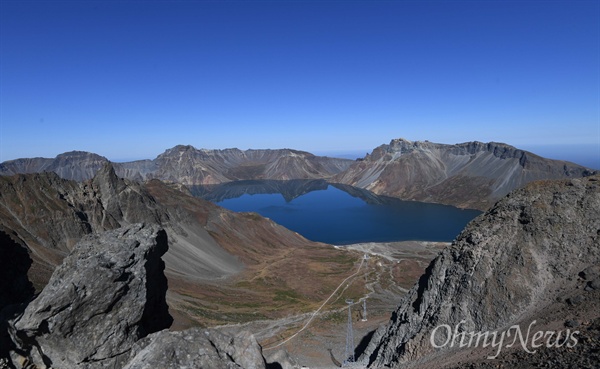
[191,180,481,245]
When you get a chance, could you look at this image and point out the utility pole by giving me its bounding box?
[344,299,355,366]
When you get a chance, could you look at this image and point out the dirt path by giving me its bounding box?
[263,256,367,351]
[218,241,446,368]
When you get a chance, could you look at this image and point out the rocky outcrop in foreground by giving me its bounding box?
[333,138,595,210]
[6,223,266,369]
[8,224,172,368]
[360,175,600,368]
[124,329,265,369]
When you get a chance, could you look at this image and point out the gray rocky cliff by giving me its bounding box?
[360,175,600,368]
[333,138,596,210]
[5,223,267,369]
[0,151,110,181]
[89,163,165,228]
[8,223,172,369]
[0,163,178,287]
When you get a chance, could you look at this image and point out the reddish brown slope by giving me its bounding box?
[0,166,362,328]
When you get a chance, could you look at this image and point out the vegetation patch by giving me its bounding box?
[184,304,267,325]
[311,253,356,265]
[320,311,345,324]
[273,289,302,302]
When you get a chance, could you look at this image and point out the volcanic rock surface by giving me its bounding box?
[5,223,268,369]
[359,175,600,368]
[124,329,265,369]
[8,223,172,369]
[333,138,595,210]
[0,146,353,185]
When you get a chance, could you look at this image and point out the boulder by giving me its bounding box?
[264,349,300,369]
[8,223,172,369]
[124,328,266,369]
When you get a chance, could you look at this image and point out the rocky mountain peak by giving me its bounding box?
[387,138,417,152]
[157,144,200,158]
[171,144,197,152]
[389,137,413,146]
[92,162,123,190]
[48,151,111,182]
[334,138,595,210]
[1,145,354,186]
[54,150,108,162]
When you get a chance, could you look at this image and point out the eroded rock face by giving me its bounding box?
[4,223,270,369]
[333,138,595,210]
[124,328,266,369]
[0,146,353,184]
[8,223,172,369]
[360,176,600,367]
[0,151,110,181]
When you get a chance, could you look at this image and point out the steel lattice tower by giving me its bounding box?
[344,299,355,366]
[362,299,367,321]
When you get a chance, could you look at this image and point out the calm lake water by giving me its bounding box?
[192,180,481,245]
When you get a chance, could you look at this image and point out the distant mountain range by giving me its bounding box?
[0,145,353,184]
[2,141,598,367]
[1,139,595,210]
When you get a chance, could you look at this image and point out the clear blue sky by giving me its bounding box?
[1,0,599,165]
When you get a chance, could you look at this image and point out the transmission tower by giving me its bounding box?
[344,299,355,366]
[361,299,367,321]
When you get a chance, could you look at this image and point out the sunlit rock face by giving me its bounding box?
[9,223,172,369]
[333,138,595,210]
[0,145,353,184]
[360,175,600,368]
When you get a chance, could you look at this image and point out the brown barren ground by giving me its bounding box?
[216,241,448,368]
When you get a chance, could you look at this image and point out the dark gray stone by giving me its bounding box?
[567,295,585,306]
[579,265,600,281]
[124,328,266,369]
[565,319,580,328]
[585,279,600,291]
[8,223,172,369]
